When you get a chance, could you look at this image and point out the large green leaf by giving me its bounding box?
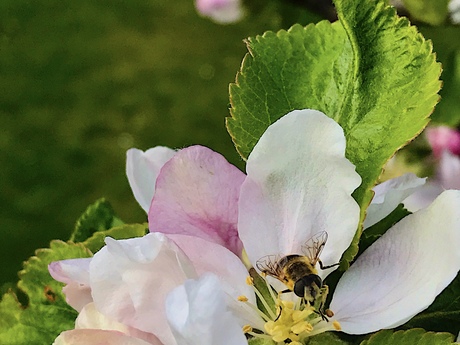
[359,329,454,345]
[0,241,91,344]
[227,0,441,266]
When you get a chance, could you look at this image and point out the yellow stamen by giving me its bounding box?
[242,325,253,333]
[237,295,248,302]
[333,320,341,331]
[245,276,254,286]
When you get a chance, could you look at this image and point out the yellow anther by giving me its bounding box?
[289,333,300,341]
[242,325,252,333]
[237,295,248,302]
[245,276,254,285]
[333,320,341,331]
[292,308,313,321]
[291,321,313,334]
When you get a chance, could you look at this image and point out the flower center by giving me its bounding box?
[239,273,341,343]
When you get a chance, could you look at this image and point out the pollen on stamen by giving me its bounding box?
[242,325,253,333]
[238,295,249,302]
[245,276,254,286]
[333,320,341,331]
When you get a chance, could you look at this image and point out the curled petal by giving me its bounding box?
[126,147,176,213]
[149,145,245,256]
[75,303,160,344]
[331,190,460,334]
[169,234,262,328]
[90,233,196,345]
[364,173,426,228]
[48,258,92,311]
[239,109,361,277]
[53,329,160,345]
[165,274,247,345]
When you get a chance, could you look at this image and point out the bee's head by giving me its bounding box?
[293,274,323,300]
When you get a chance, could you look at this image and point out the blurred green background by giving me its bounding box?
[0,0,459,286]
[0,0,323,285]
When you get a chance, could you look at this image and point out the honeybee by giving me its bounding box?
[256,231,337,317]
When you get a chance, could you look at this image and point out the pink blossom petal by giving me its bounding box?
[426,126,460,158]
[165,274,247,345]
[48,258,93,312]
[149,145,245,256]
[195,0,245,24]
[90,233,196,345]
[53,329,160,345]
[126,147,176,213]
[331,190,460,334]
[239,109,361,278]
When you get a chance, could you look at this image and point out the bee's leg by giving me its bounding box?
[313,285,330,322]
[318,259,340,270]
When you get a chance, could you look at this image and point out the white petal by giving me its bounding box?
[331,190,460,334]
[438,150,460,190]
[166,274,247,345]
[90,233,196,345]
[168,234,262,329]
[364,173,426,228]
[238,109,361,277]
[126,147,176,213]
[403,181,444,212]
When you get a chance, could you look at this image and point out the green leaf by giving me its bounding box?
[358,204,411,256]
[402,0,450,26]
[70,198,123,242]
[403,271,460,335]
[227,0,441,266]
[0,241,91,344]
[82,223,148,253]
[359,329,454,345]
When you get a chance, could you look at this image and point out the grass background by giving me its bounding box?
[0,0,322,284]
[0,0,459,286]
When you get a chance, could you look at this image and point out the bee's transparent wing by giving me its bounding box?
[255,254,282,278]
[301,231,328,265]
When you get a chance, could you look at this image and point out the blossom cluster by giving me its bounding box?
[49,110,460,344]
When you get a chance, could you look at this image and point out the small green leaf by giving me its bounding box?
[82,223,149,253]
[403,271,460,335]
[360,329,454,345]
[0,241,91,344]
[71,198,123,242]
[402,0,449,26]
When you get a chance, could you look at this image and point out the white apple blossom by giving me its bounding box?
[51,110,460,344]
